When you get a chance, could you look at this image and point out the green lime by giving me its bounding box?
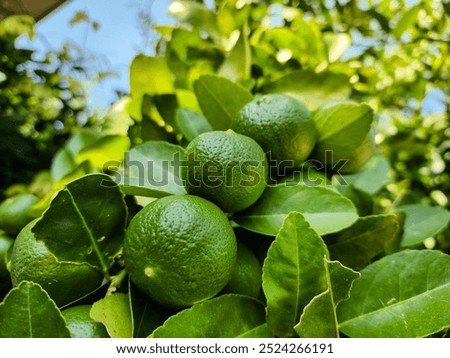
[183,130,268,213]
[232,94,316,170]
[0,194,39,235]
[123,195,237,308]
[223,241,262,298]
[9,221,104,307]
[62,305,110,338]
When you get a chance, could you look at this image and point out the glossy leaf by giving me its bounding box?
[130,55,174,99]
[76,135,130,170]
[91,293,133,338]
[118,141,186,197]
[50,130,100,181]
[233,184,358,236]
[175,108,213,142]
[334,155,391,195]
[338,250,450,338]
[262,212,329,337]
[219,27,251,82]
[264,71,351,111]
[398,204,450,247]
[323,33,352,62]
[32,174,127,272]
[313,102,374,162]
[193,75,253,130]
[325,214,400,270]
[129,281,173,338]
[151,294,267,338]
[0,281,70,338]
[295,259,360,338]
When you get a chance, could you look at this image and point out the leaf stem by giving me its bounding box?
[107,269,128,296]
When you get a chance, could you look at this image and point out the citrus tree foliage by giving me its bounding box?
[0,16,95,197]
[1,1,450,338]
[148,0,449,209]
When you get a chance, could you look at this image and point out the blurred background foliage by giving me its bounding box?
[0,0,448,214]
[147,0,449,211]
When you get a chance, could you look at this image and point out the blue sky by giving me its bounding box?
[18,0,175,111]
[16,0,445,115]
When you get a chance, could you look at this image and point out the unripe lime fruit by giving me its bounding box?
[183,130,268,213]
[123,195,237,307]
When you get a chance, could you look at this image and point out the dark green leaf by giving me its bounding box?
[325,214,399,270]
[263,212,329,337]
[233,184,358,236]
[119,141,186,197]
[193,75,253,130]
[398,204,450,247]
[175,109,213,142]
[91,293,133,338]
[32,174,128,273]
[338,250,450,338]
[129,281,173,338]
[151,294,266,338]
[295,259,360,338]
[0,281,70,338]
[264,71,351,111]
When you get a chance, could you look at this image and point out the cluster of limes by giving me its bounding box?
[1,94,359,335]
[123,94,316,307]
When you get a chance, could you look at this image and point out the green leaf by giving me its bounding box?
[393,5,420,40]
[130,55,174,99]
[129,281,173,338]
[264,71,351,111]
[118,141,186,197]
[0,281,70,338]
[0,15,35,40]
[218,27,251,82]
[32,174,128,273]
[168,0,219,41]
[90,293,133,338]
[323,33,352,62]
[295,259,360,338]
[262,212,329,337]
[175,109,213,142]
[151,294,266,338]
[50,130,100,181]
[50,147,77,182]
[102,98,135,136]
[397,204,450,247]
[238,324,273,338]
[338,250,450,338]
[233,184,358,236]
[336,184,374,216]
[77,135,130,170]
[334,155,391,194]
[313,102,374,162]
[193,75,253,130]
[325,214,400,270]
